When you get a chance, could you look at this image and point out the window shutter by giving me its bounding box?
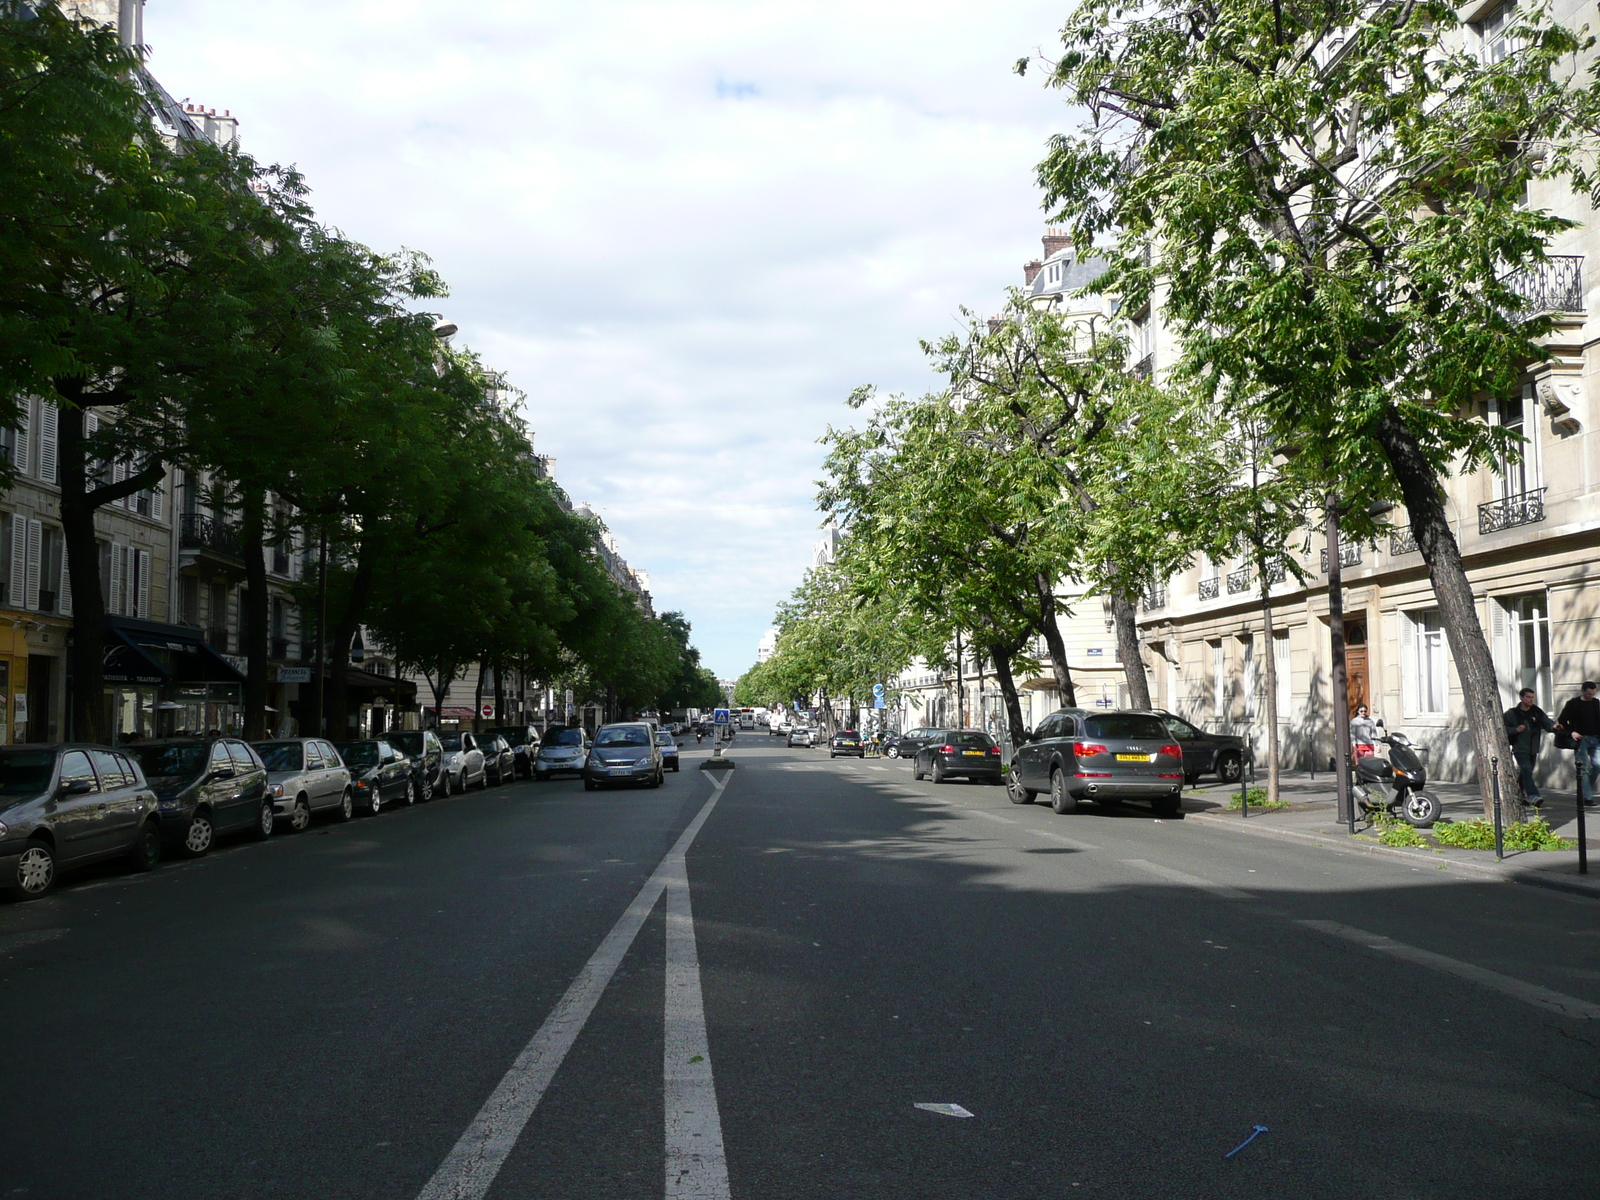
[24,519,41,610]
[58,546,72,617]
[1490,599,1513,707]
[84,412,98,435]
[109,543,124,616]
[7,518,24,609]
[111,461,126,509]
[38,403,57,485]
[136,549,150,619]
[151,471,164,522]
[15,399,30,475]
[1399,612,1416,718]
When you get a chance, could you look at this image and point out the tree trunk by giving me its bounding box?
[493,660,505,725]
[1259,575,1280,803]
[987,640,1029,744]
[1111,592,1149,708]
[1032,574,1077,706]
[239,490,271,741]
[473,657,488,732]
[1374,409,1522,821]
[326,554,374,743]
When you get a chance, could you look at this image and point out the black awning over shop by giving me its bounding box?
[343,666,417,703]
[103,617,246,685]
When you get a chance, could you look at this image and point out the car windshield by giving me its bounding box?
[595,726,649,747]
[389,733,424,754]
[129,744,207,779]
[440,735,464,751]
[541,728,585,747]
[497,729,530,746]
[338,742,379,767]
[1083,715,1171,741]
[0,750,56,795]
[254,742,304,772]
[945,732,994,749]
[655,731,674,745]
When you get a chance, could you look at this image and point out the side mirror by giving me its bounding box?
[1376,718,1386,730]
[210,768,234,781]
[59,778,94,797]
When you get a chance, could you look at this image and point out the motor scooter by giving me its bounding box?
[1350,726,1441,827]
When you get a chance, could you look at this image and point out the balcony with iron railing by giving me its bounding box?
[1130,352,1153,379]
[1501,256,1584,319]
[1389,526,1417,556]
[1142,585,1166,613]
[1479,488,1546,535]
[1319,543,1362,573]
[180,513,242,561]
[1263,561,1286,585]
[1198,577,1220,601]
[1226,566,1252,595]
[271,546,291,576]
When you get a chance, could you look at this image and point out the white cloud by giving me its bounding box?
[147,0,1068,677]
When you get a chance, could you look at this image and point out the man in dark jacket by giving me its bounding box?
[1556,681,1600,806]
[1505,689,1555,807]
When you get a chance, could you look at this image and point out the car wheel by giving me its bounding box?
[420,774,435,802]
[1217,752,1243,784]
[249,799,275,840]
[535,771,549,782]
[931,758,946,785]
[182,810,215,857]
[8,840,56,900]
[364,789,383,817]
[584,778,598,792]
[1153,794,1182,817]
[672,763,680,772]
[912,758,924,781]
[127,820,161,871]
[401,779,416,807]
[289,796,312,832]
[1006,768,1034,804]
[885,745,898,758]
[1049,768,1078,814]
[335,789,354,822]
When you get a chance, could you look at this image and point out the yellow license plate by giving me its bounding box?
[963,750,985,756]
[1116,753,1151,762]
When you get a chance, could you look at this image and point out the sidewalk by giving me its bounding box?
[1182,770,1600,900]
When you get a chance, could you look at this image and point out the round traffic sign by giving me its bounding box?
[481,703,494,719]
[871,683,885,697]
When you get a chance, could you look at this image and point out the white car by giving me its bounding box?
[787,728,815,748]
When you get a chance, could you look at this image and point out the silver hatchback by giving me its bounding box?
[1008,709,1185,816]
[253,738,354,829]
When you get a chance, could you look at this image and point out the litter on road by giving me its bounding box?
[914,1103,974,1118]
[1224,1125,1268,1159]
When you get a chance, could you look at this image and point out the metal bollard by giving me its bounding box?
[1492,756,1504,862]
[1240,758,1249,820]
[1578,761,1589,876]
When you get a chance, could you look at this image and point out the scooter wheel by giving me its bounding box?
[1401,791,1441,828]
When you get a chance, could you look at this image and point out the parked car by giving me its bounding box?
[534,726,589,780]
[885,727,948,760]
[0,745,164,900]
[439,731,488,791]
[655,728,681,772]
[488,725,540,778]
[1150,710,1247,783]
[252,737,355,828]
[334,740,415,815]
[911,730,1003,784]
[480,734,516,785]
[1008,709,1184,815]
[387,730,446,799]
[582,722,663,790]
[787,727,815,748]
[829,730,865,758]
[128,737,272,856]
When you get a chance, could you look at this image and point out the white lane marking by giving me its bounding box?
[1025,828,1101,852]
[966,810,1018,826]
[416,774,731,1200]
[663,859,730,1199]
[1121,859,1254,901]
[914,1103,974,1118]
[1297,920,1600,1020]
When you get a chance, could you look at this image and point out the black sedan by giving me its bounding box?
[655,729,681,772]
[480,735,517,785]
[387,729,446,800]
[1150,710,1247,783]
[912,730,1004,784]
[829,730,865,758]
[489,725,540,778]
[128,737,272,856]
[334,740,414,815]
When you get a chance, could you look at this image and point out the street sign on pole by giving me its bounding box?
[874,696,885,709]
[871,683,885,698]
[481,703,494,720]
[713,708,730,726]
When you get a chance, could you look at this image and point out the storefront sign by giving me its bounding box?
[222,654,249,675]
[275,666,312,683]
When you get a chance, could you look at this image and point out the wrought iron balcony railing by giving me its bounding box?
[1226,566,1252,595]
[1389,526,1418,556]
[180,513,242,559]
[1130,352,1153,379]
[1198,577,1220,601]
[1319,543,1363,573]
[1141,585,1166,613]
[1502,256,1584,318]
[1263,561,1286,585]
[1479,488,1546,535]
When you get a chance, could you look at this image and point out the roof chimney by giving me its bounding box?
[1041,229,1072,260]
[1022,259,1043,285]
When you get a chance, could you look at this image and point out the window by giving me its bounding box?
[228,743,259,772]
[1405,609,1450,715]
[59,750,98,793]
[1491,385,1540,499]
[1477,1,1521,63]
[1210,639,1225,718]
[1240,634,1257,719]
[209,743,234,773]
[90,750,128,788]
[1494,592,1551,707]
[37,527,62,614]
[1274,631,1291,719]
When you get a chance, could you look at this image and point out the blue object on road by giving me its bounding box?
[1224,1125,1268,1159]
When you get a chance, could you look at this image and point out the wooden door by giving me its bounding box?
[1345,647,1369,716]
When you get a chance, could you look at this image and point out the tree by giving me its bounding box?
[1029,0,1600,818]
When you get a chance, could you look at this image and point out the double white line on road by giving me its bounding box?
[416,774,733,1200]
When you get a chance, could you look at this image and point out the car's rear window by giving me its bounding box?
[0,750,55,795]
[338,742,379,767]
[129,744,207,780]
[946,732,994,749]
[255,742,304,772]
[1083,715,1171,741]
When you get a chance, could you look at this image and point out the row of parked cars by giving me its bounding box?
[0,725,551,902]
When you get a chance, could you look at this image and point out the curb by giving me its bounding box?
[1187,811,1600,901]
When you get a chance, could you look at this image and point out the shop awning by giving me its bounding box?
[103,617,245,686]
[343,665,417,702]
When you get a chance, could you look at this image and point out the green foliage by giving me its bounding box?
[1226,788,1288,812]
[1432,817,1575,851]
[1378,823,1428,848]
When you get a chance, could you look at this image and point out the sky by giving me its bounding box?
[146,0,1070,680]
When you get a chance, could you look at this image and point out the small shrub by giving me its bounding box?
[1379,823,1426,847]
[1432,819,1497,849]
[1504,818,1577,852]
[1227,787,1289,811]
[1433,817,1576,851]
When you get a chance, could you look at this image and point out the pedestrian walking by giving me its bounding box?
[1349,705,1379,754]
[1503,688,1555,807]
[1555,680,1600,806]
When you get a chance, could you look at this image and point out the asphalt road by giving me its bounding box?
[1,738,1596,1199]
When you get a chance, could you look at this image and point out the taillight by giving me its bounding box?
[939,744,956,754]
[1072,742,1109,757]
[1159,744,1181,759]
[989,746,1001,754]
